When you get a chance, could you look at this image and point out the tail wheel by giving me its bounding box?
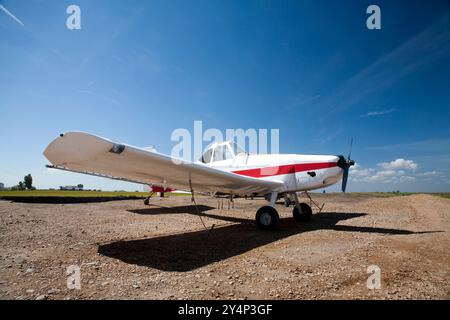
[256,206,279,230]
[293,203,312,222]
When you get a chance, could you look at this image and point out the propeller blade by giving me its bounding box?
[342,166,349,192]
[348,138,353,159]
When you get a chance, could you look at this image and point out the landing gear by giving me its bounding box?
[255,192,315,230]
[143,191,154,205]
[256,191,279,230]
[284,194,292,207]
[284,194,298,207]
[292,203,312,222]
[290,192,312,222]
[256,206,279,230]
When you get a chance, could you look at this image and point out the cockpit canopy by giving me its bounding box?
[200,141,245,163]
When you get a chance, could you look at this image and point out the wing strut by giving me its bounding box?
[189,178,215,233]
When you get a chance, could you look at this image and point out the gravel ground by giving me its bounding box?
[0,193,449,300]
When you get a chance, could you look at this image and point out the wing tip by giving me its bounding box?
[43,131,110,165]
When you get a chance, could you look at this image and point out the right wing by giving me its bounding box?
[43,132,284,196]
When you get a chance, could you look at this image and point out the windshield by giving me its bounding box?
[200,148,213,163]
[212,145,235,162]
[200,143,238,163]
[229,142,245,156]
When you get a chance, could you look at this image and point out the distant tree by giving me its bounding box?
[18,181,26,190]
[24,174,33,190]
[77,184,84,190]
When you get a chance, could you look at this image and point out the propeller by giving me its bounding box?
[337,139,355,193]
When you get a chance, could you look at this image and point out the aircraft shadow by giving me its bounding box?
[129,205,216,215]
[128,205,249,224]
[98,210,439,272]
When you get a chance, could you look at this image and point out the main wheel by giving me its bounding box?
[293,203,312,222]
[256,206,279,230]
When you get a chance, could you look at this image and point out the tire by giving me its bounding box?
[293,203,312,222]
[256,206,279,230]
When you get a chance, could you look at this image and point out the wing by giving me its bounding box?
[43,132,284,195]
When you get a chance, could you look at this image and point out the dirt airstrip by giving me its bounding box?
[0,193,449,300]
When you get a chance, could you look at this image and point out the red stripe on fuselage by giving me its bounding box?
[232,162,338,178]
[151,185,175,192]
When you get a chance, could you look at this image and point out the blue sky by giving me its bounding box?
[1,0,449,192]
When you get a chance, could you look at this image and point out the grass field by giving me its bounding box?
[0,190,148,198]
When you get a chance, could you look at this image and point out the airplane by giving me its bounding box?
[43,132,355,230]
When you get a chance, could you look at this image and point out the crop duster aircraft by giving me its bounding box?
[44,132,355,230]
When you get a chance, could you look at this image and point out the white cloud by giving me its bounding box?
[376,170,397,177]
[365,175,388,183]
[378,158,418,171]
[417,171,438,177]
[362,174,416,184]
[350,159,421,184]
[399,176,416,183]
[350,163,374,178]
[346,158,448,190]
[360,108,397,118]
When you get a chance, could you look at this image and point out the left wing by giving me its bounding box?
[43,132,284,196]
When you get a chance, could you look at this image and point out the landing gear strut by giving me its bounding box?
[284,194,293,207]
[143,191,154,205]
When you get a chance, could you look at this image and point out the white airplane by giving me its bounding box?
[44,132,355,230]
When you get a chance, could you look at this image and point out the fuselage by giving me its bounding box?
[204,153,343,193]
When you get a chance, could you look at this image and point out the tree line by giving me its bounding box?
[10,174,34,191]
